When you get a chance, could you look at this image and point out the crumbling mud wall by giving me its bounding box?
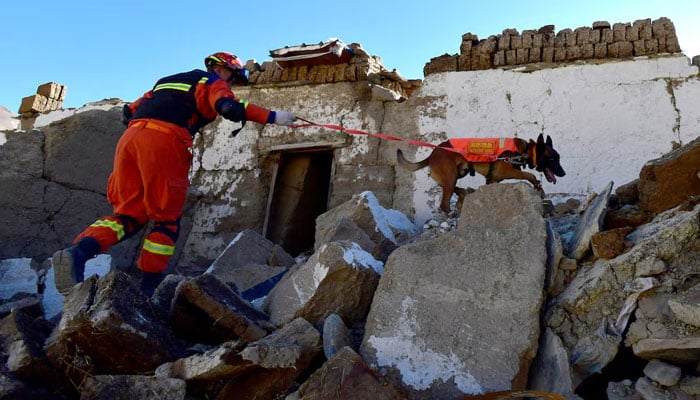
[424,17,682,74]
[247,43,422,100]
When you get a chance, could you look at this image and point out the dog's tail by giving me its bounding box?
[396,149,429,172]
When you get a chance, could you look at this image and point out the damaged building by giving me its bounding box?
[1,16,700,399]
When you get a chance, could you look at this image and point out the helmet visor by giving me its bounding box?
[228,67,249,86]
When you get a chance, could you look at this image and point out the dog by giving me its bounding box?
[396,134,566,213]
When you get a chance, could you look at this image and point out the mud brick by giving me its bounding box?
[541,47,554,63]
[633,40,647,56]
[18,94,48,114]
[522,30,534,49]
[248,71,261,84]
[57,85,67,101]
[532,33,543,48]
[626,23,639,41]
[592,21,611,30]
[297,65,309,81]
[516,48,529,64]
[493,50,506,67]
[575,27,591,45]
[505,50,517,65]
[46,98,63,111]
[477,53,493,70]
[635,18,653,40]
[554,30,568,47]
[271,68,283,82]
[666,35,681,53]
[608,42,620,58]
[566,46,582,61]
[343,64,357,81]
[332,65,346,82]
[600,29,614,44]
[280,68,291,82]
[619,42,634,57]
[652,18,668,39]
[554,47,566,62]
[645,39,658,54]
[460,39,473,55]
[542,32,555,47]
[566,30,577,47]
[36,82,63,100]
[313,66,329,83]
[458,54,472,71]
[612,23,628,42]
[498,31,512,51]
[594,43,608,59]
[511,35,523,50]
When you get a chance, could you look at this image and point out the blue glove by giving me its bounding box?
[273,111,296,126]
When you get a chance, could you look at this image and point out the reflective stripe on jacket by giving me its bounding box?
[129,69,270,136]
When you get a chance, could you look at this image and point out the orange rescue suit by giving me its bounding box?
[74,69,272,273]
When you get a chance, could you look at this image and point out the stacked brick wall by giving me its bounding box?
[18,82,66,116]
[424,17,682,75]
[247,43,422,98]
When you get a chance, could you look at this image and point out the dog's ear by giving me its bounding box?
[546,135,553,147]
[536,134,545,156]
[537,134,545,147]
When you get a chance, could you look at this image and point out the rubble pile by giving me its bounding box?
[1,136,700,399]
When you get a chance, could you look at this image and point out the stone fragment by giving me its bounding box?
[322,313,353,359]
[643,359,681,386]
[81,375,186,400]
[169,274,270,344]
[288,347,405,400]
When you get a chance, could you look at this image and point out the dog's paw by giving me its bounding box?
[533,182,545,197]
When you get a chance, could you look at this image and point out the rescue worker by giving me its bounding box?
[52,52,296,296]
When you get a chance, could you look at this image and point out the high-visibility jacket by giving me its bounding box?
[448,137,520,163]
[127,69,271,136]
[74,69,277,274]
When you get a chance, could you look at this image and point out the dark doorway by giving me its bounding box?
[264,149,333,256]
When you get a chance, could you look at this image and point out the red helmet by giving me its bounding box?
[205,51,248,85]
[204,52,244,70]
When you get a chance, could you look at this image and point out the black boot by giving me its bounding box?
[52,237,100,295]
[140,272,164,297]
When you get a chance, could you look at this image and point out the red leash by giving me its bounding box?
[290,117,505,162]
[291,116,434,148]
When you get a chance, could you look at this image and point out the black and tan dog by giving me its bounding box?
[397,134,566,213]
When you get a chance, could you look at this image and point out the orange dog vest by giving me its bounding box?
[448,137,519,163]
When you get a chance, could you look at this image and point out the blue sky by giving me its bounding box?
[1,1,698,111]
